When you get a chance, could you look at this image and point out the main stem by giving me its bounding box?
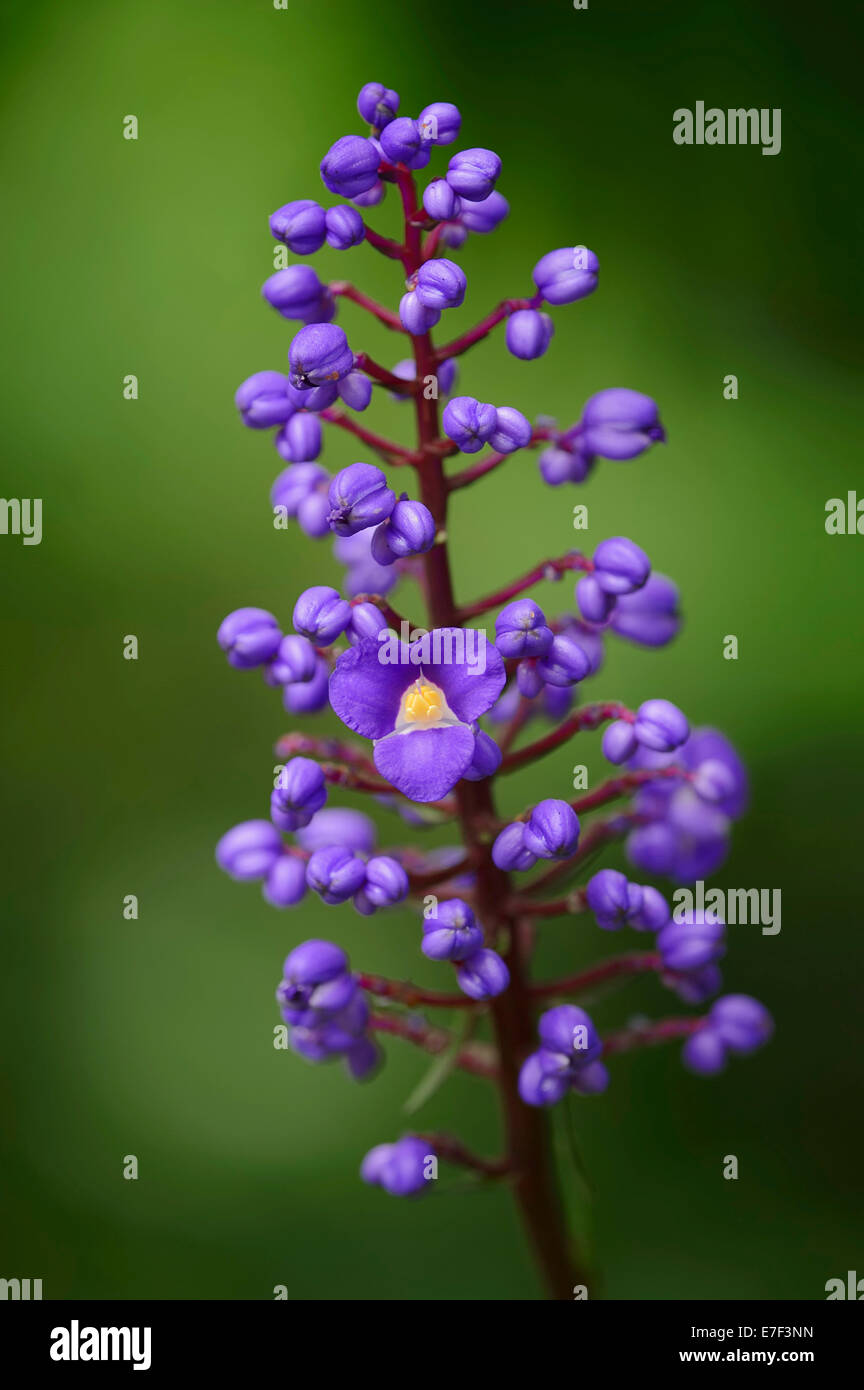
[409,293,582,1301]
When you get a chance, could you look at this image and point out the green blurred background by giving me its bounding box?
[1,0,861,1300]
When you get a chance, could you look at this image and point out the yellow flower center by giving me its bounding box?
[395,678,459,734]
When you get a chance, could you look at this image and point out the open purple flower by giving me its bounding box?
[328,629,505,802]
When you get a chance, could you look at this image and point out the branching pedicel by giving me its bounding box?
[217,82,773,1300]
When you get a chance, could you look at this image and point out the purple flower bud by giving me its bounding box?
[345,1037,380,1080]
[609,573,681,647]
[325,205,365,250]
[320,135,381,198]
[536,633,592,687]
[422,178,461,221]
[458,190,509,233]
[289,323,354,389]
[634,698,689,752]
[361,1135,433,1197]
[262,266,333,323]
[328,462,396,536]
[627,884,670,930]
[279,939,356,1019]
[216,820,282,880]
[275,412,322,463]
[506,309,554,361]
[306,845,368,904]
[414,258,467,311]
[657,912,726,971]
[592,537,651,595]
[292,585,351,644]
[437,358,458,395]
[539,1004,602,1064]
[346,601,388,644]
[418,102,462,145]
[664,963,722,1006]
[446,147,502,202]
[682,1028,728,1075]
[269,200,327,255]
[456,948,510,1000]
[351,181,385,208]
[285,378,339,411]
[576,574,617,624]
[692,758,738,803]
[516,659,545,698]
[370,497,436,565]
[518,1052,571,1107]
[491,822,538,872]
[271,757,328,831]
[532,246,599,304]
[263,854,308,908]
[463,728,502,781]
[523,799,580,859]
[337,370,373,412]
[269,633,318,685]
[488,405,532,454]
[379,117,427,167]
[494,599,553,659]
[708,995,773,1054]
[353,855,409,914]
[271,462,329,515]
[586,868,631,930]
[442,395,497,453]
[217,607,282,668]
[441,222,468,249]
[421,898,484,961]
[571,1061,610,1095]
[294,491,331,539]
[296,808,376,855]
[539,442,594,486]
[283,655,331,713]
[398,290,441,334]
[235,371,293,428]
[357,82,400,129]
[580,388,666,461]
[602,719,639,764]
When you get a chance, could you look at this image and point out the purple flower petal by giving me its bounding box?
[411,629,506,723]
[328,637,411,740]
[374,724,475,802]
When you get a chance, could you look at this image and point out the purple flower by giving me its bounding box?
[491,822,538,872]
[456,948,510,1000]
[579,388,666,461]
[353,855,409,915]
[459,191,509,233]
[414,258,466,312]
[289,323,354,389]
[262,266,334,323]
[418,102,461,146]
[421,898,484,961]
[325,205,365,250]
[216,820,282,880]
[277,939,356,1023]
[306,845,368,904]
[379,117,428,168]
[610,573,681,647]
[522,800,580,859]
[327,463,396,536]
[592,537,651,595]
[488,405,532,454]
[442,396,497,453]
[271,757,328,832]
[446,147,502,202]
[292,585,351,644]
[337,371,373,412]
[532,246,599,304]
[398,290,441,334]
[371,497,436,564]
[269,200,327,255]
[217,607,282,668]
[361,1135,434,1196]
[328,630,506,802]
[263,854,308,908]
[235,371,293,428]
[506,310,554,361]
[494,600,553,659]
[296,808,376,854]
[275,412,322,464]
[357,82,400,129]
[422,178,461,221]
[657,911,726,971]
[320,135,381,198]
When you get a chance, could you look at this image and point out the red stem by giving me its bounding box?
[602,1015,702,1056]
[530,951,663,998]
[434,296,540,361]
[320,408,417,467]
[330,281,405,331]
[456,550,592,622]
[499,703,632,775]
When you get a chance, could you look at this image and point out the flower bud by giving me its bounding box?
[292,585,351,644]
[357,82,400,129]
[235,371,293,428]
[288,323,354,389]
[442,395,497,453]
[379,116,428,166]
[320,134,381,198]
[283,657,331,713]
[494,599,553,659]
[325,205,365,250]
[216,820,282,880]
[398,290,441,333]
[580,388,665,460]
[462,729,502,781]
[523,799,580,859]
[422,178,460,221]
[275,412,322,463]
[634,698,689,752]
[418,102,462,146]
[488,405,532,454]
[459,190,509,233]
[415,258,467,311]
[421,898,483,961]
[708,995,774,1053]
[446,147,502,202]
[592,537,651,595]
[536,633,592,687]
[370,497,436,564]
[609,573,680,647]
[602,719,639,764]
[269,200,327,255]
[491,822,538,872]
[263,854,308,908]
[328,462,396,536]
[532,246,599,304]
[271,757,328,832]
[269,633,318,685]
[262,266,333,323]
[353,855,409,914]
[217,607,282,668]
[506,309,554,360]
[337,370,373,412]
[576,574,617,623]
[306,846,368,904]
[456,948,510,1000]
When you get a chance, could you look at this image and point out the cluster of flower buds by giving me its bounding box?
[538,388,666,486]
[360,1135,435,1196]
[519,1005,608,1106]
[277,940,379,1080]
[492,799,581,873]
[421,899,509,1001]
[442,396,531,454]
[682,996,774,1075]
[494,599,592,698]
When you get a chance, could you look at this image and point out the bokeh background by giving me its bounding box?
[1,0,861,1300]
